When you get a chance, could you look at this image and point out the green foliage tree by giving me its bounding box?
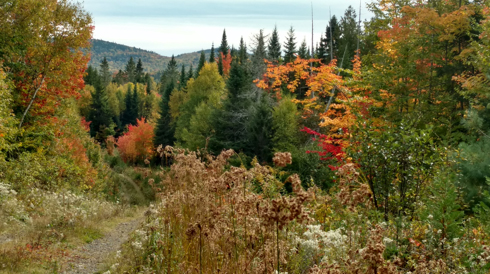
[323,16,340,63]
[88,80,113,141]
[219,29,230,56]
[160,55,178,95]
[179,64,187,89]
[175,63,225,149]
[283,26,297,63]
[135,58,144,83]
[210,59,251,153]
[239,37,248,63]
[268,25,281,62]
[125,57,137,83]
[196,50,206,77]
[100,57,112,87]
[338,6,359,69]
[247,94,274,162]
[209,43,215,63]
[154,81,176,149]
[84,65,99,86]
[298,39,311,59]
[271,97,300,152]
[187,64,194,81]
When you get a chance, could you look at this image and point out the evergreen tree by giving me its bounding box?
[251,30,268,102]
[324,15,340,64]
[268,25,281,62]
[187,64,194,81]
[100,57,111,87]
[179,64,186,89]
[113,69,125,85]
[218,53,224,76]
[317,35,327,62]
[238,37,248,63]
[146,77,151,95]
[196,50,206,77]
[209,43,215,63]
[154,81,176,149]
[283,26,297,63]
[247,94,274,162]
[230,45,238,58]
[298,38,311,59]
[122,85,133,126]
[338,6,359,69]
[210,59,251,153]
[125,57,136,83]
[88,79,112,141]
[130,84,140,125]
[219,29,229,56]
[84,65,99,86]
[159,55,178,94]
[135,58,144,83]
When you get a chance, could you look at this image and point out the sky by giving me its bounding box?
[82,0,373,57]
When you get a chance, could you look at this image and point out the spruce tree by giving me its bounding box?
[219,29,229,56]
[130,84,140,125]
[324,15,340,64]
[125,57,136,83]
[146,77,151,95]
[338,6,359,69]
[230,45,237,58]
[122,85,133,126]
[113,69,125,85]
[100,57,111,87]
[179,64,186,89]
[160,55,178,94]
[84,65,99,86]
[187,64,194,81]
[317,34,327,62]
[218,53,224,76]
[135,58,144,83]
[247,94,274,162]
[298,38,311,59]
[154,81,176,149]
[89,79,112,141]
[283,26,297,63]
[238,37,248,63]
[267,25,281,62]
[210,59,251,153]
[196,50,206,77]
[209,43,215,63]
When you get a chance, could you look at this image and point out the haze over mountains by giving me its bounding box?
[88,39,215,75]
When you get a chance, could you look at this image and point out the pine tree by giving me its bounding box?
[122,85,133,126]
[125,57,136,83]
[113,69,125,85]
[268,25,281,62]
[196,50,206,77]
[283,26,297,63]
[209,43,215,63]
[230,45,237,58]
[239,37,248,63]
[135,58,144,83]
[219,29,229,56]
[100,57,111,87]
[298,38,311,59]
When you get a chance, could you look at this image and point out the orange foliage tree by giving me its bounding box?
[117,118,154,163]
[216,50,232,76]
[0,0,92,129]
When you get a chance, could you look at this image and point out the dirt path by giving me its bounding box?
[62,215,144,274]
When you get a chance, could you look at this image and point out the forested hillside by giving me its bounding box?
[88,39,216,75]
[3,0,490,273]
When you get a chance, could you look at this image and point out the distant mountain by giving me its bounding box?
[87,39,215,76]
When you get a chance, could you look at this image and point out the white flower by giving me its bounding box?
[383,237,394,244]
[428,214,433,220]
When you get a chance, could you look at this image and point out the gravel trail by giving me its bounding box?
[62,215,144,274]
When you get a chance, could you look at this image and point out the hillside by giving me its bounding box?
[88,39,215,75]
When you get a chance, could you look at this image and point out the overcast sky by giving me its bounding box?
[82,0,373,56]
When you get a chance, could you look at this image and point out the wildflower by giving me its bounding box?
[428,214,433,219]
